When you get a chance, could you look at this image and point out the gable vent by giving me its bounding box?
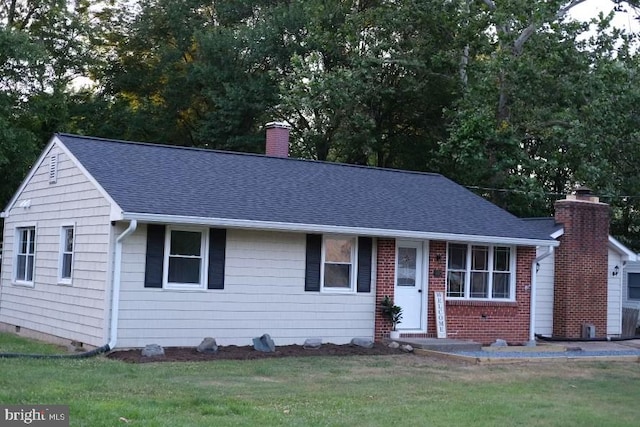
[49,152,58,184]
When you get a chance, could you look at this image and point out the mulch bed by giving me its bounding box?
[107,343,407,363]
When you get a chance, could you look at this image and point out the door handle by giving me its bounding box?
[418,289,422,293]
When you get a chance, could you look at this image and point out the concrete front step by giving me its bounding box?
[393,338,482,352]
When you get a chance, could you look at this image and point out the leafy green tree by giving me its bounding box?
[443,1,640,218]
[1,9,42,209]
[277,0,460,167]
[0,1,100,208]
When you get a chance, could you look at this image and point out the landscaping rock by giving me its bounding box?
[388,341,400,349]
[490,339,508,347]
[197,337,218,354]
[400,344,414,353]
[303,338,322,349]
[141,344,164,357]
[253,334,276,352]
[350,338,374,348]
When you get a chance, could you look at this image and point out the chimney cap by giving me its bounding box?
[265,121,291,130]
[574,185,592,196]
[561,185,600,203]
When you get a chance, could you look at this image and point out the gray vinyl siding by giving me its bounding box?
[534,248,555,336]
[607,248,623,336]
[0,143,112,346]
[117,225,376,348]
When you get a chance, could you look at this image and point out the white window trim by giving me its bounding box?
[320,235,357,293]
[13,224,37,287]
[58,224,75,285]
[445,243,516,301]
[162,226,208,290]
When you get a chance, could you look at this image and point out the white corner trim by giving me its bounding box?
[122,212,560,247]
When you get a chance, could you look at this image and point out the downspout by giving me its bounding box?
[0,220,138,359]
[108,220,137,350]
[529,245,554,345]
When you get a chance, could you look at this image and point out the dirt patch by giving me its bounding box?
[107,343,407,363]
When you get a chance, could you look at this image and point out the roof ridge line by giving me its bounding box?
[56,133,445,179]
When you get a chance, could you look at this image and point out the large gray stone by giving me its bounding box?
[253,334,276,353]
[350,338,374,348]
[141,344,164,357]
[197,337,218,353]
[388,341,400,349]
[303,338,322,349]
[490,339,508,347]
[400,344,414,353]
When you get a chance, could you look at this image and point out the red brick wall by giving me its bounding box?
[374,239,396,341]
[441,245,535,345]
[374,239,536,345]
[553,198,609,338]
[426,241,447,337]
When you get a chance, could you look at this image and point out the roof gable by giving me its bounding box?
[56,133,555,244]
[2,135,122,219]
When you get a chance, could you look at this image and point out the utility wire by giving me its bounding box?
[463,185,640,201]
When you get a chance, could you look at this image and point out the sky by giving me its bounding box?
[570,0,640,33]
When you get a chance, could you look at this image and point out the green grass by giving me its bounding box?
[0,332,70,355]
[1,333,639,426]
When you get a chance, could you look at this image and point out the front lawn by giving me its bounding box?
[1,333,639,426]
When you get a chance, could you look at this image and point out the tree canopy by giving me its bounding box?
[2,0,640,248]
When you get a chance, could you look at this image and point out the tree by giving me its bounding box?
[443,0,640,219]
[277,0,460,167]
[0,1,101,208]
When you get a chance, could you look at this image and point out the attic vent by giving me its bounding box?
[49,152,58,184]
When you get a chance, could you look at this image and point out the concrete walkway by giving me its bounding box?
[399,338,640,364]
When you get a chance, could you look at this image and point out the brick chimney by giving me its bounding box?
[553,187,609,338]
[265,122,291,158]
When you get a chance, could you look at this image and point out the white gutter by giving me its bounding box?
[529,245,554,344]
[108,220,137,350]
[122,212,559,248]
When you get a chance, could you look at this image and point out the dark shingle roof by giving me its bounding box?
[522,218,562,238]
[57,133,554,243]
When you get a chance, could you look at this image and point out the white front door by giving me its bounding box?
[394,241,426,331]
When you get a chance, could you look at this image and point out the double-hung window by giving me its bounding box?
[58,226,74,284]
[321,236,356,291]
[15,227,36,285]
[164,228,207,289]
[446,243,514,300]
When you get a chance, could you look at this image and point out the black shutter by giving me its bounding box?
[357,237,372,293]
[305,234,322,291]
[144,224,165,288]
[208,228,226,289]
